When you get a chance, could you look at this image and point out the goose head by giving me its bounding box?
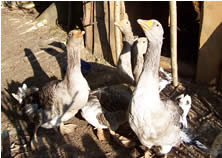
[137,19,164,43]
[66,30,85,49]
[114,19,133,35]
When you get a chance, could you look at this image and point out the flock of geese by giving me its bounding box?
[12,19,209,157]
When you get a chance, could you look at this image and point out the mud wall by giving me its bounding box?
[196,1,222,89]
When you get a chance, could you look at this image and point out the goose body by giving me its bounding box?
[129,19,197,155]
[81,94,108,129]
[81,85,131,131]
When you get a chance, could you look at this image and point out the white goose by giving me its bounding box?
[129,19,207,157]
[13,30,90,141]
[81,85,131,141]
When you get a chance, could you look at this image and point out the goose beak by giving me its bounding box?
[137,19,153,30]
[73,30,85,38]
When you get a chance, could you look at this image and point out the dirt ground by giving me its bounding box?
[1,7,222,158]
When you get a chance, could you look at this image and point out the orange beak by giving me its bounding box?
[137,19,153,30]
[73,30,85,38]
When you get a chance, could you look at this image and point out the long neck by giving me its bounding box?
[123,31,134,45]
[119,31,134,60]
[137,40,162,89]
[64,46,81,85]
[144,41,162,77]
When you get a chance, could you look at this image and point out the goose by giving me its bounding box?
[14,30,90,141]
[81,85,131,141]
[36,30,90,137]
[115,19,172,91]
[128,19,207,157]
[114,19,135,86]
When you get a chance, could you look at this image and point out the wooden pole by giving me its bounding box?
[109,1,117,65]
[2,130,11,157]
[169,1,178,87]
[114,1,121,64]
[82,2,93,51]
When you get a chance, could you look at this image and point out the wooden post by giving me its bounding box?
[82,2,93,52]
[2,130,11,158]
[169,1,178,87]
[114,1,121,64]
[93,2,113,65]
[121,1,126,18]
[109,1,117,65]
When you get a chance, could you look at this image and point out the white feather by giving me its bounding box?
[81,96,108,129]
[18,87,23,94]
[177,94,192,128]
[22,83,27,91]
[159,78,171,92]
[159,67,172,92]
[12,93,22,103]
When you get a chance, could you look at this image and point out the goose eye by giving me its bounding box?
[156,24,159,27]
[126,21,129,24]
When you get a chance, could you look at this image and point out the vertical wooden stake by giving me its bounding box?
[2,130,11,157]
[109,1,117,65]
[114,1,121,64]
[169,1,178,87]
[82,2,93,51]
